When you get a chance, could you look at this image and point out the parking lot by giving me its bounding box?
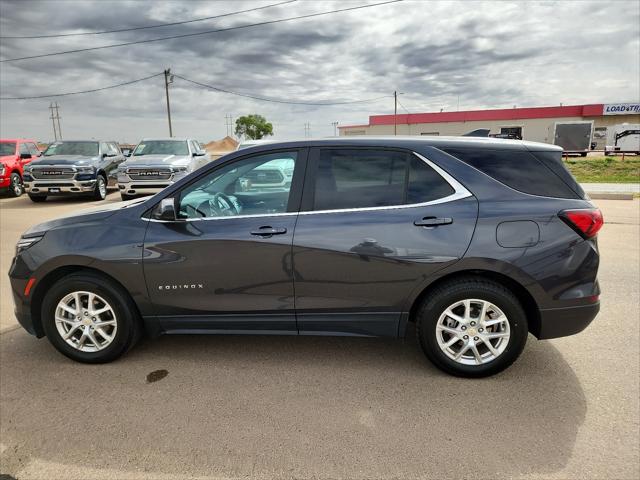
[0,193,638,479]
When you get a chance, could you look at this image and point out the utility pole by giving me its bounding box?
[394,91,397,136]
[164,68,173,137]
[225,114,234,137]
[49,103,58,141]
[54,102,62,139]
[331,121,339,137]
[304,122,311,138]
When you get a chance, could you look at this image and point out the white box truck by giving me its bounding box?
[604,124,640,155]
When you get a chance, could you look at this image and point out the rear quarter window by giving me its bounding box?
[441,148,581,199]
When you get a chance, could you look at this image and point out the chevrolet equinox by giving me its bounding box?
[9,137,602,377]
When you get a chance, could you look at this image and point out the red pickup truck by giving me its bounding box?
[0,138,41,197]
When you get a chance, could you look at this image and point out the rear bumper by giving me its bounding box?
[535,302,599,340]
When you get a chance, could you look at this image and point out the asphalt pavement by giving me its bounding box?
[0,193,638,479]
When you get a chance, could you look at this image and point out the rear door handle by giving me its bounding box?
[250,226,287,236]
[414,217,453,227]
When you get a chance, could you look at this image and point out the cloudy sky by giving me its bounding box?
[0,0,638,144]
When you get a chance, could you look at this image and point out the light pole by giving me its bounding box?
[332,121,339,137]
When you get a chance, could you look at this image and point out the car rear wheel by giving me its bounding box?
[41,272,141,363]
[8,172,24,197]
[415,277,528,377]
[92,174,107,201]
[28,194,47,202]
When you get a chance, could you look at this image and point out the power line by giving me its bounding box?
[0,1,295,39]
[0,72,164,100]
[0,1,402,63]
[173,73,392,106]
[397,98,411,114]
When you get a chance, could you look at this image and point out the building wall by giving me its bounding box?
[340,113,640,148]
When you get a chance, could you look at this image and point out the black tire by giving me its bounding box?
[41,272,141,363]
[8,172,24,197]
[580,152,587,157]
[92,174,107,201]
[28,194,47,202]
[120,193,136,201]
[415,277,528,378]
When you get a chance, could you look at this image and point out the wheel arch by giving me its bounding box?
[406,269,541,337]
[30,265,143,337]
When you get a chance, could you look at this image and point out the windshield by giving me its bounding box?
[133,141,189,156]
[0,142,16,156]
[44,141,99,157]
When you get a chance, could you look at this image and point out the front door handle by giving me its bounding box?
[414,217,453,227]
[250,226,287,237]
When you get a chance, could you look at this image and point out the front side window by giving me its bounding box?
[311,149,454,211]
[28,143,41,156]
[19,143,30,156]
[177,151,297,219]
[0,142,16,156]
[43,141,99,157]
[133,140,189,156]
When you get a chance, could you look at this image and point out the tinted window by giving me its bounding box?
[0,142,16,156]
[178,151,297,219]
[532,150,586,199]
[407,155,454,203]
[312,149,455,210]
[441,148,579,199]
[313,149,407,210]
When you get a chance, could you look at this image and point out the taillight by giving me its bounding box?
[559,208,604,239]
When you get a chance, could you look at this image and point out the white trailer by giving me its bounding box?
[604,123,640,155]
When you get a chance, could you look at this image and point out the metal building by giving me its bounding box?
[339,102,640,150]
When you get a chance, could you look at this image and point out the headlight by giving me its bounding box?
[172,166,189,173]
[76,166,96,174]
[16,235,44,255]
[23,164,32,173]
[117,164,128,172]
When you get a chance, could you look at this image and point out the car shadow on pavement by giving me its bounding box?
[0,328,585,479]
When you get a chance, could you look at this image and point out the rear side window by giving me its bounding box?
[532,150,586,199]
[441,148,580,199]
[312,149,455,211]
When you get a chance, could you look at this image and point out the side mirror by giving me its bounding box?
[20,153,31,159]
[193,151,205,156]
[154,198,177,221]
[122,149,131,157]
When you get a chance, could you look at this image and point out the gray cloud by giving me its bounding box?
[0,0,639,143]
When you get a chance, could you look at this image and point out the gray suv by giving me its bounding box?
[117,138,210,200]
[9,137,601,377]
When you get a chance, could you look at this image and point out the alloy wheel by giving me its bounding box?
[12,174,23,196]
[54,291,118,352]
[435,299,510,365]
[98,177,107,199]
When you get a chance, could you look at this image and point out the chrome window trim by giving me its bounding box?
[147,150,471,223]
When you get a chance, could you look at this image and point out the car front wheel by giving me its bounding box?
[416,277,528,377]
[8,172,24,197]
[41,272,141,363]
[92,175,107,200]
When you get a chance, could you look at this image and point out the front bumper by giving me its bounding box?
[24,178,97,195]
[535,302,600,339]
[117,169,187,196]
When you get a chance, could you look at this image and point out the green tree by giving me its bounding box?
[234,114,273,140]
